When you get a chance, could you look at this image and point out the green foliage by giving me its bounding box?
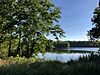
[54,41,70,50]
[66,42,70,49]
[0,56,37,66]
[68,41,100,47]
[0,0,64,57]
[88,1,100,40]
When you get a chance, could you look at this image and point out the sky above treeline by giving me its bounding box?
[50,0,98,41]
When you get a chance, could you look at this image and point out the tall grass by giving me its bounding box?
[0,54,100,75]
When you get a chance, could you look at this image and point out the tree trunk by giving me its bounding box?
[0,43,2,51]
[26,37,31,58]
[16,31,21,56]
[0,35,2,51]
[8,31,12,57]
[30,40,35,55]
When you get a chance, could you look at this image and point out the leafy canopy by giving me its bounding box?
[88,1,100,40]
[0,0,64,57]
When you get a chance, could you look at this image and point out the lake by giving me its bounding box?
[66,47,99,51]
[37,52,90,63]
[37,47,99,63]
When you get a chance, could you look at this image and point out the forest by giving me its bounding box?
[53,41,100,50]
[68,41,100,47]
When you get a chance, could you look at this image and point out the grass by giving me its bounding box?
[0,53,100,75]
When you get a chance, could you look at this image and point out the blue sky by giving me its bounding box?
[49,0,98,41]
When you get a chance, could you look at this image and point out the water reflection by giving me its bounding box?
[37,53,89,63]
[67,47,99,51]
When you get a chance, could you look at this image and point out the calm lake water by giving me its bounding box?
[37,47,99,63]
[37,52,90,63]
[67,47,99,51]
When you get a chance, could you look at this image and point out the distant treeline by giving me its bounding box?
[53,41,100,49]
[66,41,100,47]
[53,41,70,50]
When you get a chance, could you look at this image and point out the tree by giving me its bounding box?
[88,1,100,41]
[0,0,64,57]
